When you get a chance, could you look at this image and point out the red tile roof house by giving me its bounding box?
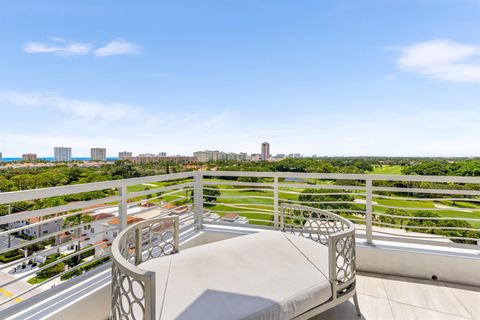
[8,215,63,238]
[170,205,192,215]
[84,212,116,244]
[103,216,145,243]
[222,213,239,222]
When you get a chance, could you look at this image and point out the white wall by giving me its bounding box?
[356,243,480,286]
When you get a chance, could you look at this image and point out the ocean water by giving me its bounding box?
[0,157,118,162]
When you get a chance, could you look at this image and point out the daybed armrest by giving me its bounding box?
[328,228,356,297]
[280,204,356,298]
[111,216,179,320]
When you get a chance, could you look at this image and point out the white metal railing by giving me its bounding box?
[0,172,197,310]
[199,171,480,250]
[1,170,480,311]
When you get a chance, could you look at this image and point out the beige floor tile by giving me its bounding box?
[314,294,394,320]
[390,301,471,320]
[356,274,388,299]
[382,277,471,318]
[448,285,480,320]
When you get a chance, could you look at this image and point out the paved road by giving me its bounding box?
[0,269,43,311]
[0,235,23,251]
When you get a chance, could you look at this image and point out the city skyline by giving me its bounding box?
[0,143,280,158]
[2,1,480,157]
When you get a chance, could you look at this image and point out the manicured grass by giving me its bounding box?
[372,165,403,175]
[210,182,480,229]
[130,177,480,229]
[27,275,49,284]
[373,198,480,228]
[0,250,24,263]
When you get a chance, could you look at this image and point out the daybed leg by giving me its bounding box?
[353,292,361,316]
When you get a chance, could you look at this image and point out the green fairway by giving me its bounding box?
[208,181,480,229]
[125,177,480,230]
[373,197,480,228]
[372,165,403,175]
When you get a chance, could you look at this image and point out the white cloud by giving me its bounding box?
[23,38,141,57]
[396,39,480,82]
[1,93,480,157]
[0,91,237,157]
[24,40,91,56]
[0,91,138,121]
[94,41,141,56]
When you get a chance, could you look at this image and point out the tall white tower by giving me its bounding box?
[54,147,72,162]
[261,142,270,161]
[91,148,107,161]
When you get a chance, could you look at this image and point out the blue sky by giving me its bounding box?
[1,0,480,157]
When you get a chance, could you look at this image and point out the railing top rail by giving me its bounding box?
[0,171,196,204]
[200,171,480,184]
[2,170,480,206]
[280,203,355,233]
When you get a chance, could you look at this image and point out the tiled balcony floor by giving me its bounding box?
[314,272,480,320]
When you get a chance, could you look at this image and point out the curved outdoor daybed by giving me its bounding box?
[111,204,360,320]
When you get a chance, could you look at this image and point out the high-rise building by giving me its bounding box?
[22,153,37,162]
[194,151,213,162]
[194,150,249,162]
[54,147,72,162]
[0,152,2,162]
[158,152,167,157]
[193,150,227,162]
[118,151,132,160]
[239,152,248,161]
[250,154,261,162]
[288,153,302,158]
[261,142,270,161]
[91,148,107,161]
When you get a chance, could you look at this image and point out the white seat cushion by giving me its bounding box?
[140,231,332,320]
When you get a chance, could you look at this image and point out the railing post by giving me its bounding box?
[365,177,374,245]
[273,175,279,228]
[7,204,11,248]
[135,227,142,265]
[119,185,128,231]
[194,172,204,230]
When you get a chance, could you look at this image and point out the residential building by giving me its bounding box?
[22,153,37,162]
[9,217,62,238]
[54,147,72,162]
[91,148,107,161]
[123,154,194,164]
[118,151,132,160]
[124,155,160,164]
[194,150,217,162]
[288,153,302,158]
[0,152,2,162]
[221,213,248,224]
[261,142,270,161]
[87,212,116,243]
[158,152,167,157]
[194,150,247,162]
[164,156,196,163]
[104,216,144,242]
[250,153,261,161]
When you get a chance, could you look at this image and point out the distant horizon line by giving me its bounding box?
[2,155,480,161]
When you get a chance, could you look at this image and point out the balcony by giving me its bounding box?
[0,171,479,319]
